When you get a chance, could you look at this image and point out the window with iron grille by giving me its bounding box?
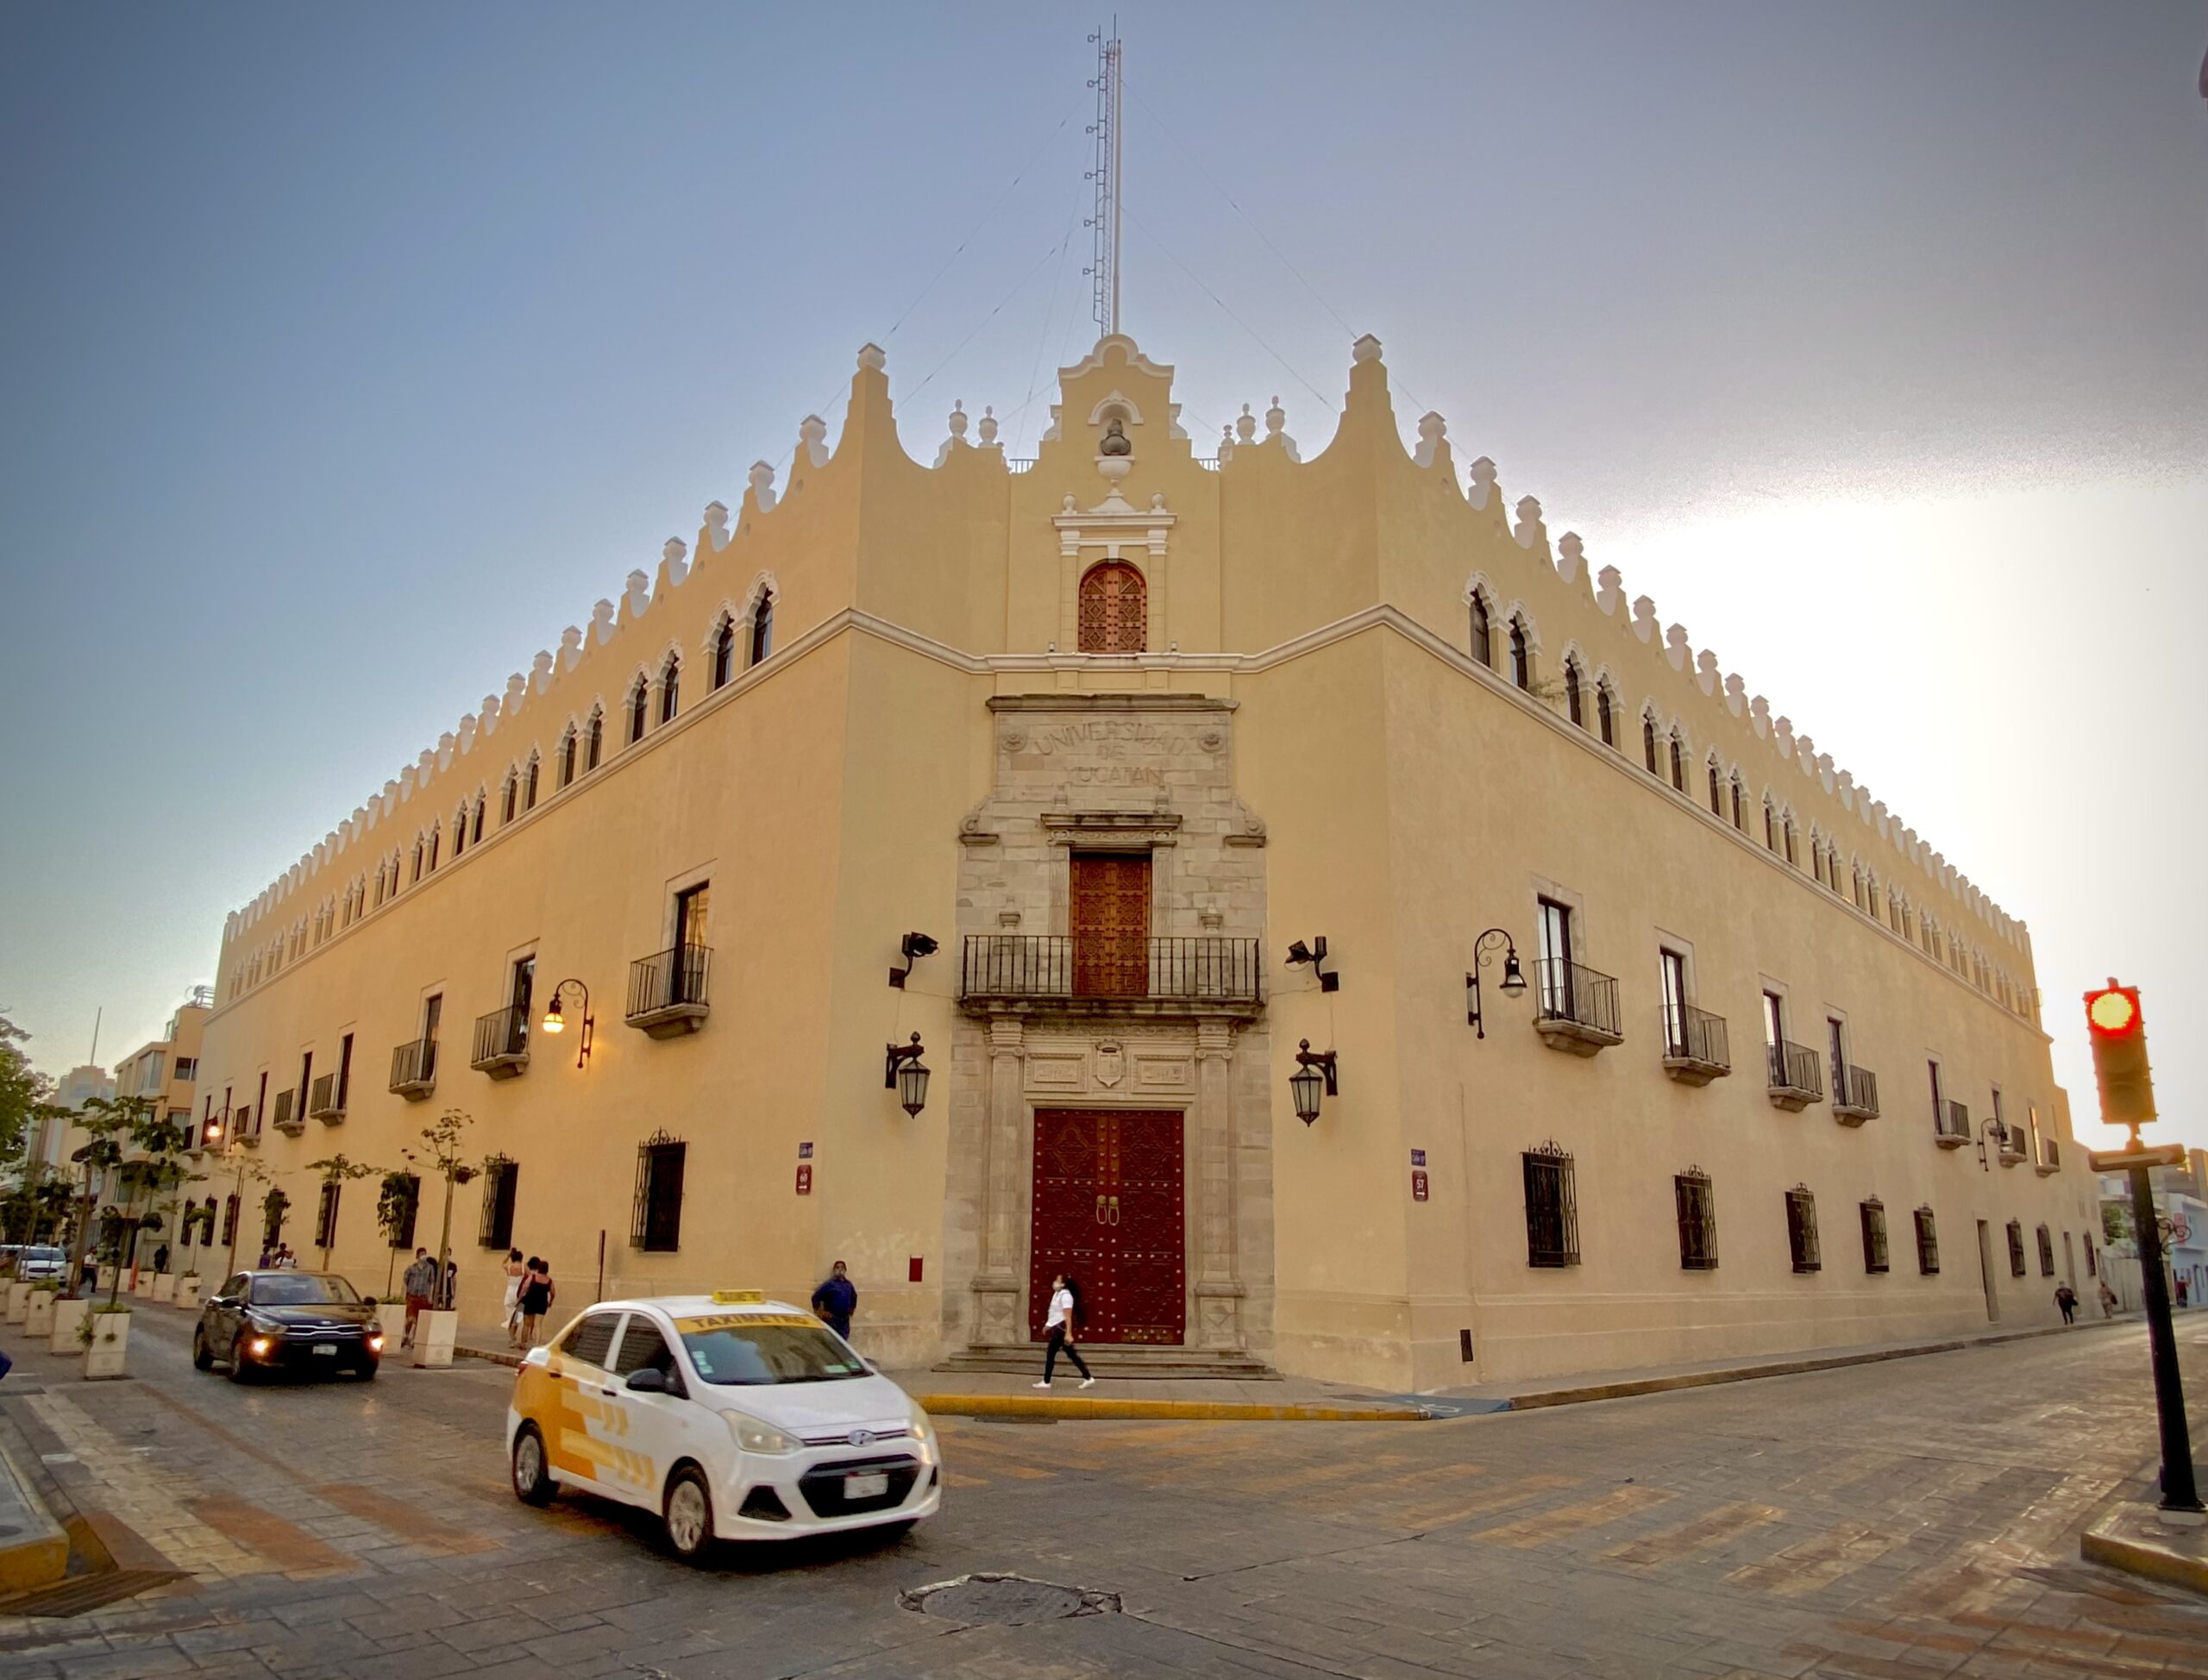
[315,1182,341,1251]
[1674,1171,1716,1270]
[222,1194,240,1247]
[2085,1236,2097,1277]
[2006,1219,2026,1276]
[631,1131,687,1252]
[1785,1187,1821,1273]
[479,1157,519,1251]
[2036,1224,2054,1277]
[1914,1206,1939,1275]
[1521,1144,1578,1268]
[1859,1198,1889,1274]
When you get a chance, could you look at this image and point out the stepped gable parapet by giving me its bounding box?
[800,412,831,469]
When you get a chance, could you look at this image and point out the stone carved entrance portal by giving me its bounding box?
[1029,1108,1186,1345]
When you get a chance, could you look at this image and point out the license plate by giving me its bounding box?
[843,1472,889,1499]
[312,1344,337,1356]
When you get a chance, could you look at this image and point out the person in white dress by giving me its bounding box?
[499,1248,525,1347]
[1032,1274,1095,1389]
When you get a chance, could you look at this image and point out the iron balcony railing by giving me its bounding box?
[270,1088,300,1131]
[1661,1004,1730,1069]
[471,1006,530,1069]
[389,1037,437,1093]
[960,936,1263,1004]
[626,943,712,1022]
[1534,957,1621,1038]
[1834,1063,1880,1117]
[2040,1136,2061,1170]
[308,1072,343,1120]
[1937,1099,1971,1141]
[1767,1038,1823,1098]
[1998,1124,2028,1163]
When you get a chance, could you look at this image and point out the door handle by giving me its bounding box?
[1095,1194,1107,1225]
[1108,1196,1120,1225]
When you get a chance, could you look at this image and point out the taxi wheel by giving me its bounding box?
[511,1424,557,1507]
[226,1334,257,1382]
[191,1328,214,1371]
[662,1465,716,1564]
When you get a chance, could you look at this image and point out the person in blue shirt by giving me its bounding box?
[811,1260,857,1340]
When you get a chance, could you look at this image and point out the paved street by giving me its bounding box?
[0,1307,2202,1679]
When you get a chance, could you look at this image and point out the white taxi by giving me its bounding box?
[505,1291,941,1560]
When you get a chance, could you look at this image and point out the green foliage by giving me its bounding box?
[305,1154,380,1185]
[376,1171,419,1244]
[2103,1202,2130,1242]
[0,1015,54,1168]
[260,1185,291,1247]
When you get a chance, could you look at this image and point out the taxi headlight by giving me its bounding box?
[722,1409,802,1456]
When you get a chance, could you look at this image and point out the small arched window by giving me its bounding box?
[471,796,486,845]
[1763,799,1777,850]
[1730,774,1747,831]
[1508,616,1531,689]
[1563,659,1584,727]
[628,676,649,745]
[1469,593,1492,668]
[502,774,518,825]
[1597,683,1615,748]
[559,728,577,788]
[1077,562,1145,653]
[1783,818,1797,867]
[426,824,440,872]
[1811,840,1826,886]
[1707,758,1723,816]
[1643,714,1659,775]
[524,753,540,811]
[586,706,604,771]
[1669,728,1686,792]
[749,589,775,667]
[452,806,467,858]
[659,655,680,724]
[712,616,736,689]
[1867,877,1880,919]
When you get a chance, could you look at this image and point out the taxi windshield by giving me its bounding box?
[676,1316,867,1385]
[249,1273,361,1307]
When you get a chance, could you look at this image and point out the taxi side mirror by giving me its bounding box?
[624,1368,668,1395]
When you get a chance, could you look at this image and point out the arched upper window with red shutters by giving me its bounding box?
[1077,561,1146,653]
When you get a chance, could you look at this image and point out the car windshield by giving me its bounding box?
[675,1314,867,1385]
[22,1248,63,1262]
[249,1273,361,1306]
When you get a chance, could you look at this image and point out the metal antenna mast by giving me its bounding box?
[1085,20,1122,336]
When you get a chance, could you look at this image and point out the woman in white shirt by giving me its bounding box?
[1032,1274,1095,1389]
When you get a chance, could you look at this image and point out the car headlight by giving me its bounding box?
[906,1397,938,1464]
[722,1410,802,1456]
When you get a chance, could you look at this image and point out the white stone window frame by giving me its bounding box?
[660,861,717,951]
[1044,815,1180,942]
[1052,501,1172,656]
[1652,926,1703,1010]
[1527,874,1590,972]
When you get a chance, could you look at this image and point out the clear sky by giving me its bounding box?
[3,3,2202,1154]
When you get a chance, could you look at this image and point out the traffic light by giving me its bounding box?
[2084,981,2156,1129]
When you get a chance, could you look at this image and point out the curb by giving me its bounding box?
[2081,1510,2208,1598]
[919,1394,1429,1422]
[455,1345,524,1370]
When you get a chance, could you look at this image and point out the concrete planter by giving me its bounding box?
[4,1282,30,1325]
[411,1307,458,1369]
[176,1276,202,1309]
[131,1272,154,1300]
[375,1301,409,1348]
[83,1310,130,1379]
[48,1297,86,1354]
[152,1274,176,1303]
[24,1290,57,1338]
[96,1265,116,1293]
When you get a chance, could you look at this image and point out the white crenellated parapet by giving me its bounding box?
[800,413,831,468]
[458,713,478,754]
[1816,752,1835,793]
[1774,717,1796,758]
[1596,564,1622,616]
[561,626,582,671]
[1836,769,1855,808]
[662,537,688,588]
[592,599,616,644]
[1664,624,1689,671]
[624,570,650,619]
[1750,694,1771,737]
[504,672,527,715]
[705,501,730,551]
[977,405,999,448]
[436,732,455,771]
[1696,649,1719,696]
[1796,734,1816,774]
[1724,673,1746,715]
[748,461,777,513]
[1216,423,1235,465]
[1632,595,1658,643]
[857,342,886,372]
[1264,396,1300,461]
[934,400,969,467]
[1352,332,1383,363]
[1413,411,1445,467]
[1512,496,1546,551]
[531,650,554,692]
[1236,404,1258,448]
[1556,533,1587,587]
[1467,455,1497,511]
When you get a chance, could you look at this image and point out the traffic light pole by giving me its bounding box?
[2126,1162,2203,1516]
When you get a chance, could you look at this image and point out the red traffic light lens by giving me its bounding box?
[2085,987,2140,1038]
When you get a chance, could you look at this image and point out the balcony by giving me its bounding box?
[1832,1063,1880,1126]
[1659,1005,1730,1085]
[1998,1125,2028,1167]
[1766,1040,1823,1111]
[626,943,712,1038]
[1533,958,1622,1056]
[307,1072,345,1125]
[2036,1137,2061,1177]
[958,936,1263,1017]
[388,1038,438,1101]
[270,1088,304,1136]
[1934,1099,1971,1149]
[470,1006,530,1079]
[236,1103,260,1149]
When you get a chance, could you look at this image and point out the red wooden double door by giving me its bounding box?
[1028,1108,1186,1345]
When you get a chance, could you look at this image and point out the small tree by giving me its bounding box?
[260,1186,291,1253]
[107,1109,192,1302]
[374,1170,422,1296]
[400,1108,477,1311]
[66,1096,143,1297]
[303,1156,380,1270]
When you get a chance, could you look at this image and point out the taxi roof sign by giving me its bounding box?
[710,1288,767,1305]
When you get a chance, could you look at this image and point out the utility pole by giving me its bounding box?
[1086,19,1122,337]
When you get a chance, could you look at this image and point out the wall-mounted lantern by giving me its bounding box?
[885,1031,931,1116]
[1465,927,1527,1041]
[888,931,938,989]
[1290,1038,1339,1125]
[1977,1118,2005,1172]
[540,979,595,1069]
[1286,937,1338,993]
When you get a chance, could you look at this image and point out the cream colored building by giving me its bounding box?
[187,333,2097,1388]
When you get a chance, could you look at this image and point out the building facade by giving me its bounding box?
[185,334,2098,1387]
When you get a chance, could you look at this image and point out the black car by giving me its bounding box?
[192,1269,384,1381]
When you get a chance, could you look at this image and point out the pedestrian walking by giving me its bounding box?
[442,1258,460,1310]
[500,1248,526,1348]
[256,1244,273,1269]
[2054,1282,2076,1324]
[811,1260,857,1340]
[153,1243,170,1275]
[400,1247,437,1345]
[276,1243,297,1269]
[517,1257,554,1349]
[2179,1277,2192,1309]
[1032,1273,1095,1389]
[2098,1279,2119,1318]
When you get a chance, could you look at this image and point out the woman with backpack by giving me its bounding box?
[1032,1273,1095,1389]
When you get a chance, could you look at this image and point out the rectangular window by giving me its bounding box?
[423,994,442,1043]
[2006,1220,2026,1277]
[1659,950,1690,1057]
[1535,898,1573,1018]
[2085,1237,2097,1277]
[2036,1225,2054,1277]
[315,1181,341,1251]
[297,1052,312,1125]
[174,1056,197,1081]
[222,1194,240,1247]
[1785,1188,1821,1273]
[1521,1145,1578,1268]
[386,1174,420,1249]
[1928,1059,1943,1126]
[674,881,711,950]
[1675,1172,1716,1270]
[1827,1018,1847,1094]
[480,1158,520,1251]
[510,956,535,1019]
[631,1134,687,1252]
[1914,1207,1939,1275]
[336,1034,354,1109]
[1860,1200,1889,1274]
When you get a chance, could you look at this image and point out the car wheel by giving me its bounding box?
[191,1328,214,1371]
[227,1333,256,1382]
[511,1424,557,1507]
[662,1465,716,1563]
[875,1520,918,1542]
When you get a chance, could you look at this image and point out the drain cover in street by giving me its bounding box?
[900,1572,1120,1625]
